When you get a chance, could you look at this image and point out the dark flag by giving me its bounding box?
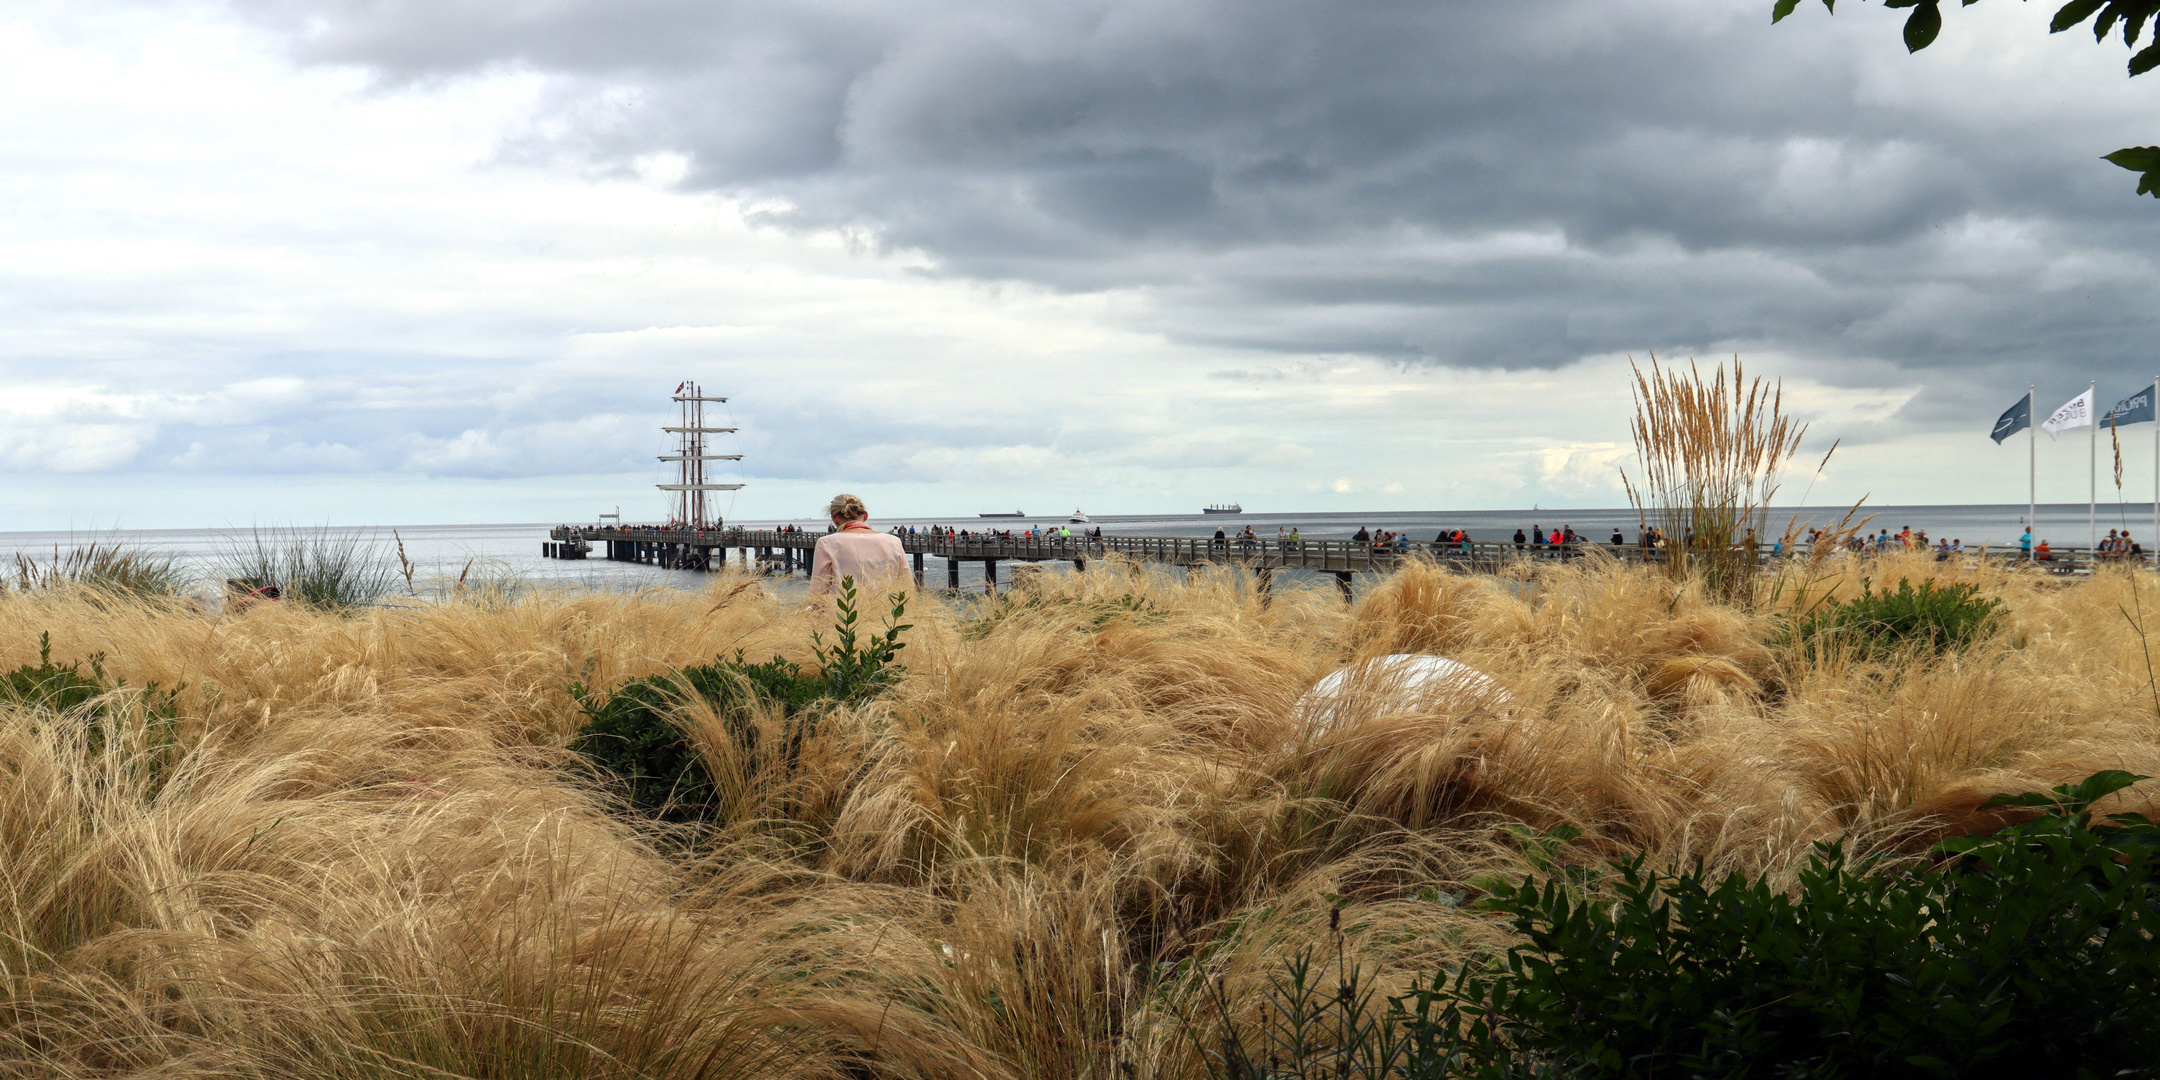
[1991,393,2031,444]
[2106,385,2157,427]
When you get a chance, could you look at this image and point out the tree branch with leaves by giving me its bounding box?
[1774,0,2160,196]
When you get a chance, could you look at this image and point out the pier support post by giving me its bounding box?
[947,558,960,591]
[912,552,924,588]
[984,559,999,594]
[1334,571,1353,601]
[1255,567,1273,607]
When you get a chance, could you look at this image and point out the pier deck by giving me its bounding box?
[545,525,2103,593]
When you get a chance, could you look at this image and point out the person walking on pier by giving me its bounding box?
[810,493,908,595]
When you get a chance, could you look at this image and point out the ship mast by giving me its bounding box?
[657,380,742,529]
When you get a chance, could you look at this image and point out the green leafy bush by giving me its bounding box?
[0,632,107,714]
[1787,577,2002,660]
[0,633,184,787]
[570,578,907,824]
[1442,772,2160,1077]
[1204,772,2160,1079]
[571,654,825,823]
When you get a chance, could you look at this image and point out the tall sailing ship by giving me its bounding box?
[658,380,742,528]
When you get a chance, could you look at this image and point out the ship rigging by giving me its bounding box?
[657,380,743,529]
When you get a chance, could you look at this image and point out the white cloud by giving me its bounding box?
[0,0,2149,528]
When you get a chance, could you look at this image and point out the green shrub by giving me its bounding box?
[0,632,107,714]
[0,633,183,788]
[570,578,907,825]
[1204,772,2160,1079]
[1416,771,2160,1078]
[1787,577,2002,660]
[570,654,825,824]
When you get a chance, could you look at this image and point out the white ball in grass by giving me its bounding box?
[1296,653,1510,737]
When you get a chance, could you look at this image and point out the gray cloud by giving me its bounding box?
[232,0,2160,422]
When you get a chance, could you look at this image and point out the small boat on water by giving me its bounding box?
[979,510,1027,518]
[1202,503,1244,515]
[1070,509,1090,523]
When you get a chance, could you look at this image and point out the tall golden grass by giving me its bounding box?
[1622,357,1808,603]
[1,555,2156,1077]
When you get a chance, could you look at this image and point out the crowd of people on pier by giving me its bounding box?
[577,503,2158,579]
[883,524,1106,545]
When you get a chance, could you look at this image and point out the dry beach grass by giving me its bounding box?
[1,552,2157,1077]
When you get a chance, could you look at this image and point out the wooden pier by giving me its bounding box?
[547,526,2105,595]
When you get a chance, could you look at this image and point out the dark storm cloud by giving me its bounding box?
[234,0,2160,422]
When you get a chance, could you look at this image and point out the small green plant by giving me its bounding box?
[1192,906,1413,1080]
[1786,576,2002,660]
[571,580,909,825]
[811,577,910,702]
[0,633,185,785]
[0,632,107,713]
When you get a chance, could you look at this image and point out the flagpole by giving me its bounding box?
[2090,380,2098,557]
[2028,385,2036,560]
[2152,375,2157,568]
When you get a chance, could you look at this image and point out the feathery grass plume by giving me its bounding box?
[11,540,187,599]
[218,525,399,610]
[1622,355,1807,604]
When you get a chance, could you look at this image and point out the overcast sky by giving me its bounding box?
[4,0,2158,528]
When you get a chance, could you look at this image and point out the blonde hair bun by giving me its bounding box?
[827,493,868,522]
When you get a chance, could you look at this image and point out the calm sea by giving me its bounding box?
[0,503,2141,596]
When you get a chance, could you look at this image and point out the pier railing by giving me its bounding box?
[548,525,2120,577]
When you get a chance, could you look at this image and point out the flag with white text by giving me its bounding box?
[2106,385,2156,427]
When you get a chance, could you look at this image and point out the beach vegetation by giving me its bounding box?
[9,541,187,599]
[1784,575,2004,660]
[572,578,908,828]
[218,524,400,608]
[1621,357,1807,604]
[1216,770,2160,1078]
[0,632,106,715]
[1,551,2157,1076]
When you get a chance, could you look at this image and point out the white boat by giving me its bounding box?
[1070,509,1090,523]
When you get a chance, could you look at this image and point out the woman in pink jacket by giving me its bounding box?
[810,493,909,594]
